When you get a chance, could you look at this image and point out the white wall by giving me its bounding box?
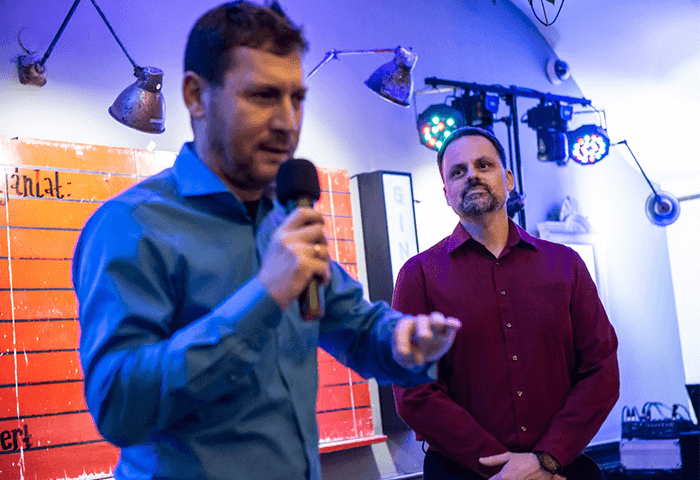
[663,176,700,387]
[0,0,693,477]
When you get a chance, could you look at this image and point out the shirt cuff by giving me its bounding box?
[218,277,282,350]
[426,362,438,380]
[404,361,438,382]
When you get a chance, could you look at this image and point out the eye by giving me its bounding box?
[292,93,306,107]
[250,89,280,103]
[450,168,465,178]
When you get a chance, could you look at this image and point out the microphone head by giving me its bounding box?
[276,158,321,205]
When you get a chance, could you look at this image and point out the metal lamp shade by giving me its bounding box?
[364,47,417,107]
[109,66,165,134]
[645,191,681,226]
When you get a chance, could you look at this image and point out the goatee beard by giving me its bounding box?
[458,182,501,217]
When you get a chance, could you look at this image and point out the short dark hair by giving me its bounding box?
[184,1,308,86]
[437,126,507,176]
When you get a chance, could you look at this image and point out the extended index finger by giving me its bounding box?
[427,312,462,336]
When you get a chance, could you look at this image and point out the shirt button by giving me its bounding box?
[495,262,500,266]
[500,290,506,296]
[506,323,512,328]
[512,355,518,361]
[521,426,527,432]
[517,390,523,396]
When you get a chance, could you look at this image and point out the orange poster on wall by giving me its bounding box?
[0,136,377,479]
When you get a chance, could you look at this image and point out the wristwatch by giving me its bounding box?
[534,451,561,475]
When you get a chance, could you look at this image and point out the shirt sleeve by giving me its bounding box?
[73,202,282,448]
[318,262,435,388]
[391,258,508,477]
[532,249,620,468]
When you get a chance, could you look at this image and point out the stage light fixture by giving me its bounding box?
[524,101,573,165]
[16,0,165,133]
[452,91,500,130]
[416,104,465,151]
[568,125,610,165]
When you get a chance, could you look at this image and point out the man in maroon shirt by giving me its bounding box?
[392,126,619,480]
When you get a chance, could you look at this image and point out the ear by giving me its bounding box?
[505,169,515,192]
[443,184,451,207]
[183,71,207,119]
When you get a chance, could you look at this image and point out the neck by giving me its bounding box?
[193,139,264,202]
[459,210,510,258]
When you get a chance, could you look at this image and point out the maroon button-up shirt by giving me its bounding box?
[393,220,619,476]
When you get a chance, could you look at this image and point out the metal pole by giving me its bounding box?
[509,93,526,229]
[424,77,592,106]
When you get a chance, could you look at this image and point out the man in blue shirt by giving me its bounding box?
[72,2,461,479]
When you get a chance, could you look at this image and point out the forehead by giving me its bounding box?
[223,46,305,89]
[443,135,500,168]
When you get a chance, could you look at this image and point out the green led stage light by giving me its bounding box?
[417,104,465,151]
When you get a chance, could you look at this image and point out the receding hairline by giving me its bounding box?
[437,127,507,176]
[442,135,502,164]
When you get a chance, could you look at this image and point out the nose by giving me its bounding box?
[466,168,480,181]
[271,96,300,133]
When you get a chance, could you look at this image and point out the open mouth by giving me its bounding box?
[259,145,289,155]
[258,145,291,162]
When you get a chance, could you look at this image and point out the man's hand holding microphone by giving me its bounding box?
[257,158,461,368]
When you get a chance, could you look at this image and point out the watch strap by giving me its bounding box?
[534,451,561,475]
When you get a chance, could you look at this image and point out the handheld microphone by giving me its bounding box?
[275,158,323,321]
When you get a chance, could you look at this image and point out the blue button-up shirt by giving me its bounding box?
[72,143,433,480]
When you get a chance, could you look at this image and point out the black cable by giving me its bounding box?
[673,403,691,420]
[642,401,672,419]
[530,0,566,27]
[572,105,606,130]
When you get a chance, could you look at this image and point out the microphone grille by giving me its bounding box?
[276,158,321,205]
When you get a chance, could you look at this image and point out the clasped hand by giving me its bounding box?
[480,452,566,480]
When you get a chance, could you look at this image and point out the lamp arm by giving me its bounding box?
[89,0,140,74]
[306,48,396,80]
[37,0,83,70]
[612,140,661,203]
[34,0,139,75]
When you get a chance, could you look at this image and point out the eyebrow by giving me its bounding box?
[248,83,307,94]
[448,156,494,171]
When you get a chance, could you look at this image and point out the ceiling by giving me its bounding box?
[510,0,700,190]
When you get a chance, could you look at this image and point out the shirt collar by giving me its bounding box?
[173,142,232,197]
[446,217,539,254]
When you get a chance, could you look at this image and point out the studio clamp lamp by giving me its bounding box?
[17,0,165,134]
[306,46,417,107]
[614,140,700,226]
